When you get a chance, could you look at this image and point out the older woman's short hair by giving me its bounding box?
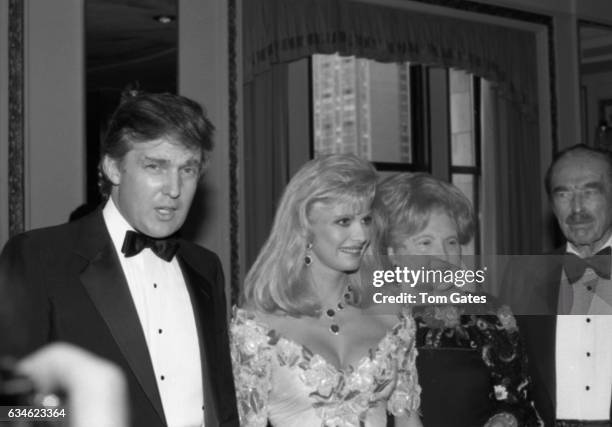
[242,154,378,316]
[374,173,474,253]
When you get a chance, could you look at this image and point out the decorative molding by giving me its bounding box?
[8,0,24,237]
[579,19,612,29]
[228,0,239,304]
[410,0,551,24]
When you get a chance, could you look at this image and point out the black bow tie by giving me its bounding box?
[563,246,612,284]
[121,230,179,262]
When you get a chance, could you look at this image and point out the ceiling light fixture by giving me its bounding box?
[153,15,176,24]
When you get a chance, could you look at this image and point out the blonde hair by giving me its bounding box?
[242,154,377,316]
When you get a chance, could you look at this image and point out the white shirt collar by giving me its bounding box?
[566,233,612,257]
[102,197,136,256]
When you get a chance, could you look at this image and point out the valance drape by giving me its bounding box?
[244,0,538,116]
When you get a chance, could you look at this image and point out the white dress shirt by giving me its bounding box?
[103,198,204,427]
[556,237,612,420]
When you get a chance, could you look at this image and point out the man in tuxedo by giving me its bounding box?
[502,145,612,426]
[0,92,239,427]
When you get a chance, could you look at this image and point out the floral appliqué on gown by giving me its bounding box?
[230,307,421,427]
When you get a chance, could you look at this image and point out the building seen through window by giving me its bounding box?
[312,54,412,164]
[312,54,481,255]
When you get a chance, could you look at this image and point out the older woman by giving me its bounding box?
[231,155,422,427]
[374,173,539,427]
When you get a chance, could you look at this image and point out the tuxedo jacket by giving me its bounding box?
[0,210,239,427]
[501,248,612,425]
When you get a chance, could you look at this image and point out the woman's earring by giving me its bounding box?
[305,242,313,266]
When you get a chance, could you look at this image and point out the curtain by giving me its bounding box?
[481,81,543,295]
[494,89,543,254]
[243,65,290,267]
[244,0,538,117]
[243,0,544,263]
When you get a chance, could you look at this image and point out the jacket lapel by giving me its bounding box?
[75,212,166,423]
[536,253,563,419]
[177,250,220,425]
[525,248,568,423]
[521,314,557,423]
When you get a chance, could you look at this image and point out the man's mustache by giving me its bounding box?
[566,212,595,225]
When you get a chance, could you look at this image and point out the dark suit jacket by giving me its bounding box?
[500,249,612,425]
[0,210,239,427]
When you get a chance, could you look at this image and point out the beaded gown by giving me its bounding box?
[230,307,421,427]
[413,300,540,427]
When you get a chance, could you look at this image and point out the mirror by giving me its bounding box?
[579,21,612,150]
[84,0,178,209]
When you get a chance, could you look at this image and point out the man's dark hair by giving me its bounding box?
[544,144,612,197]
[98,91,215,198]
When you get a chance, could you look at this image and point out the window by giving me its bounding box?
[311,54,482,254]
[449,69,481,255]
[311,54,416,166]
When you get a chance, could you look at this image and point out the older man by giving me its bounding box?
[503,145,612,426]
[0,92,238,427]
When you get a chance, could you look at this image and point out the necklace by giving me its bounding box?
[324,285,353,335]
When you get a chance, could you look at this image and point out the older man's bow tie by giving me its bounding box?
[563,246,612,284]
[121,230,179,262]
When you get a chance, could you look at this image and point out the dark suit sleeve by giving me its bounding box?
[0,234,51,357]
[213,255,229,333]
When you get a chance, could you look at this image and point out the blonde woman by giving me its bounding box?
[231,155,422,427]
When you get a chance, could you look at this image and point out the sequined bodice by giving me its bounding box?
[230,307,421,427]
